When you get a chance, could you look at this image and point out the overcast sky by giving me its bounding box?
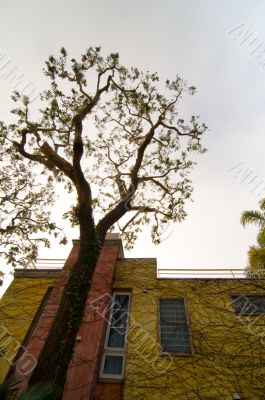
[1,0,265,289]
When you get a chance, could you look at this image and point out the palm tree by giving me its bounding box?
[241,199,265,275]
[247,245,265,270]
[0,378,60,400]
[241,199,265,230]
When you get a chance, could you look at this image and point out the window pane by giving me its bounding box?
[111,309,129,328]
[114,294,129,310]
[232,295,265,315]
[159,299,191,353]
[103,355,123,375]
[108,327,126,348]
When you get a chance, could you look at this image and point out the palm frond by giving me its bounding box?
[259,198,265,211]
[20,382,61,400]
[257,228,265,247]
[248,245,265,269]
[0,377,21,400]
[240,210,265,227]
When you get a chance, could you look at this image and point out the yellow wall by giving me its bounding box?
[114,259,265,400]
[2,260,265,399]
[0,277,55,382]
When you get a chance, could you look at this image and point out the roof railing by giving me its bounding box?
[33,258,66,269]
[31,260,265,279]
[157,268,265,279]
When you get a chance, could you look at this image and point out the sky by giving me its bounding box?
[1,0,265,290]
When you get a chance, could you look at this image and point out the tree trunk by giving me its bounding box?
[29,203,105,393]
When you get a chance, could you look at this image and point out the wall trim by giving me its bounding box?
[14,269,62,279]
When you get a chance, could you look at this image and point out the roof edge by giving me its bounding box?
[14,269,62,279]
[72,232,124,258]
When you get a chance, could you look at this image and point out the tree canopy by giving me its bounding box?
[0,46,207,267]
[0,136,65,268]
[0,47,207,388]
[241,198,265,273]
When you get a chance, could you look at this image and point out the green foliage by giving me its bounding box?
[19,382,60,400]
[241,199,265,271]
[0,378,60,400]
[241,210,265,227]
[247,245,265,269]
[0,377,21,400]
[0,148,66,268]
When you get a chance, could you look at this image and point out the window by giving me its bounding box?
[232,295,265,316]
[100,292,131,380]
[159,299,192,354]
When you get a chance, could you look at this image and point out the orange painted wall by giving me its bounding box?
[63,244,120,400]
[95,382,124,400]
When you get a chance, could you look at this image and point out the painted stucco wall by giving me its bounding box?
[0,277,55,382]
[96,382,124,400]
[113,259,265,400]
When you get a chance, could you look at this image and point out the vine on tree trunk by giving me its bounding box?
[28,233,102,394]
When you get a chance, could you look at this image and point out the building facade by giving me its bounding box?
[1,234,265,400]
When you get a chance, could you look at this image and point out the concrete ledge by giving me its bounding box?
[72,232,124,258]
[14,269,62,279]
[121,258,157,261]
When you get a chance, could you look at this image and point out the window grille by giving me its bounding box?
[232,295,265,316]
[159,298,191,354]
